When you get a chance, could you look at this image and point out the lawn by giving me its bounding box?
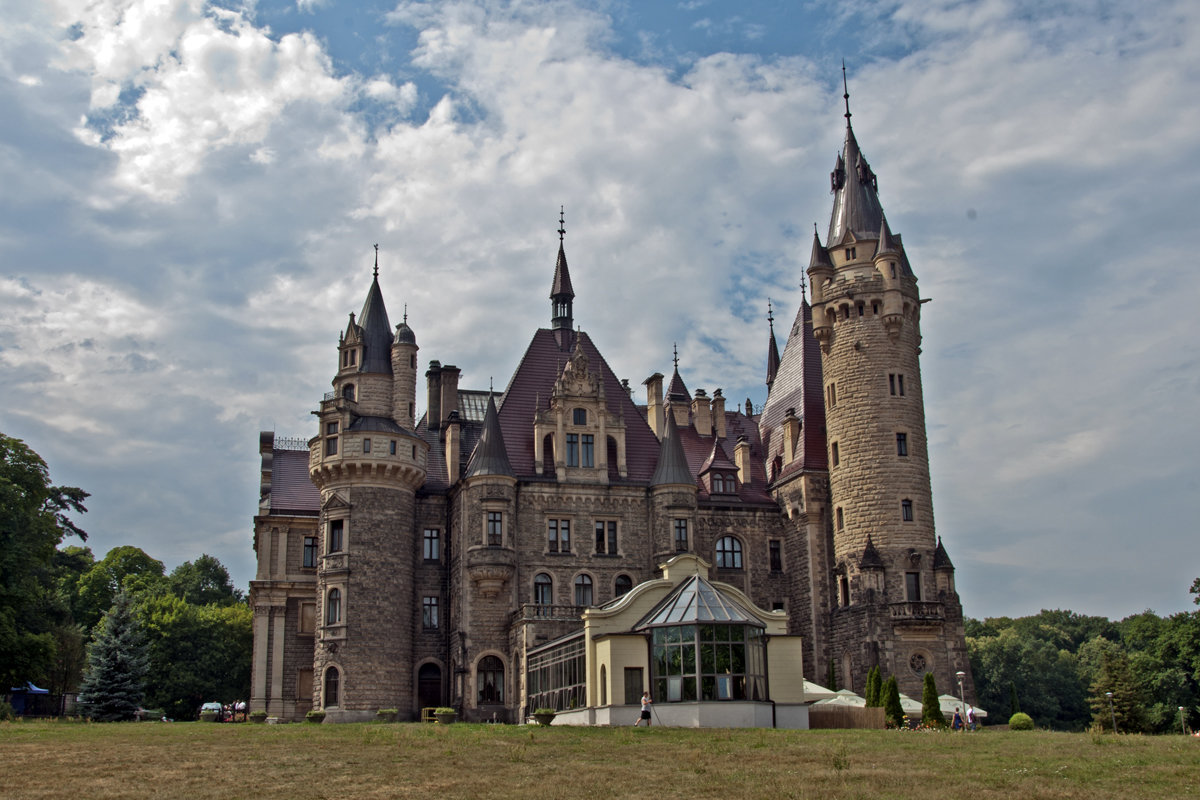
[2,721,1197,799]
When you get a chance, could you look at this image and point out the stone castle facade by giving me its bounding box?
[249,94,975,722]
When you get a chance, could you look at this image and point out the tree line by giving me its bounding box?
[2,433,250,720]
[967,588,1200,732]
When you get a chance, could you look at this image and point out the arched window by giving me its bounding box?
[716,536,743,569]
[614,574,633,597]
[534,573,553,607]
[477,656,504,704]
[324,666,340,707]
[574,574,593,607]
[326,588,342,625]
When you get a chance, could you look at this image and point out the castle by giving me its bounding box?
[249,87,974,722]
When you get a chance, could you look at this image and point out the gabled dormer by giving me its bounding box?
[698,438,740,497]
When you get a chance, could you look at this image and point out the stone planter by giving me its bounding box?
[199,711,218,723]
[434,711,457,725]
[533,713,556,727]
[249,712,267,724]
[305,710,326,724]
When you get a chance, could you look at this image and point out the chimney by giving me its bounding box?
[445,411,461,484]
[426,360,442,430]
[734,435,752,485]
[782,408,800,464]
[691,389,712,436]
[711,389,726,438]
[644,372,664,439]
[439,365,460,428]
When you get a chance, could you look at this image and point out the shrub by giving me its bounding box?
[248,711,267,723]
[305,710,325,723]
[1009,712,1035,730]
[0,701,14,722]
[533,708,556,716]
[434,707,456,715]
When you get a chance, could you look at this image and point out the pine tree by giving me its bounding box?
[1088,647,1147,733]
[826,659,838,692]
[882,675,904,727]
[78,592,148,721]
[864,666,881,707]
[921,671,946,727]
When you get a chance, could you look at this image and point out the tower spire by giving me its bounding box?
[842,59,852,127]
[766,300,781,390]
[373,243,379,279]
[550,206,575,344]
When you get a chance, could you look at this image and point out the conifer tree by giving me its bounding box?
[864,666,881,707]
[1088,647,1147,733]
[921,671,946,727]
[882,675,904,727]
[78,592,148,721]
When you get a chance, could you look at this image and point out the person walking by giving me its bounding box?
[634,691,652,727]
[952,707,963,731]
[966,706,976,731]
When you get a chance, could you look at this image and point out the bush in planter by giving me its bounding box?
[433,707,456,724]
[249,711,267,724]
[533,707,557,726]
[1009,712,1035,730]
[375,708,398,723]
[199,711,219,723]
[305,710,326,723]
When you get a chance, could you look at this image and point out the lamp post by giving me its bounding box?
[1105,691,1116,734]
[955,670,966,731]
[1181,706,1187,735]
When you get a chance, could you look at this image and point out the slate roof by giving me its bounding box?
[550,244,574,298]
[860,535,885,569]
[497,329,660,482]
[465,393,514,478]
[356,275,394,375]
[758,299,827,481]
[649,412,692,486]
[827,124,885,248]
[933,537,954,570]
[268,448,320,515]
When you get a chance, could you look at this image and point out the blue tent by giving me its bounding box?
[9,682,50,716]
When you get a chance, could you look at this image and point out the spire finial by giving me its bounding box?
[842,59,852,126]
[672,342,679,371]
[490,376,494,394]
[801,275,808,300]
[373,243,379,278]
[558,206,565,244]
[767,298,775,331]
[403,303,408,324]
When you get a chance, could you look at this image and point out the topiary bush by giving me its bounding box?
[305,710,326,723]
[1009,712,1035,730]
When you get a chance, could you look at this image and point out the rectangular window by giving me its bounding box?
[827,383,837,408]
[831,441,839,467]
[299,602,316,634]
[889,374,896,395]
[581,434,594,468]
[902,499,914,521]
[487,512,503,546]
[303,536,318,568]
[769,540,782,571]
[898,374,905,396]
[423,529,440,561]
[325,421,338,456]
[896,433,908,456]
[389,440,397,455]
[548,519,571,553]
[595,521,617,555]
[836,507,844,531]
[573,408,587,425]
[422,596,439,630]
[906,572,921,602]
[362,437,371,453]
[566,433,579,467]
[673,519,688,551]
[889,374,906,396]
[328,519,343,552]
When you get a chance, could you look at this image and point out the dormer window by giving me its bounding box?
[845,247,856,260]
[573,408,587,425]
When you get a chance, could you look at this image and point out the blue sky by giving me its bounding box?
[2,0,1198,621]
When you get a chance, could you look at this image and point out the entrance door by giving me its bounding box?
[624,667,643,705]
[418,664,442,713]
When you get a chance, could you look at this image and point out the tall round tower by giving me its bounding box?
[309,263,429,721]
[806,73,972,699]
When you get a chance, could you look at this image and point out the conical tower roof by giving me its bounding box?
[650,411,693,486]
[357,270,394,374]
[826,70,885,247]
[859,535,885,569]
[933,537,955,570]
[808,228,833,270]
[464,393,514,478]
[766,301,781,389]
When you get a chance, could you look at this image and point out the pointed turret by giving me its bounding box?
[650,412,693,487]
[357,259,394,375]
[932,537,954,570]
[876,214,899,258]
[766,300,781,390]
[808,227,834,271]
[826,69,885,248]
[465,393,514,478]
[859,535,884,569]
[550,208,574,346]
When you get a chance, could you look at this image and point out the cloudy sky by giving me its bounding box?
[2,0,1197,621]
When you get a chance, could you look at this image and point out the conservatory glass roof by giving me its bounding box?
[634,575,764,629]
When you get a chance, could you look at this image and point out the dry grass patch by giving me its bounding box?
[1,720,1197,799]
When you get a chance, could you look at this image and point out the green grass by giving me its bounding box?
[1,720,1197,799]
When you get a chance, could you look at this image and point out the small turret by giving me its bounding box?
[550,207,575,348]
[392,305,418,430]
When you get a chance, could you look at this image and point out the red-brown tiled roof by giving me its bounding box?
[497,329,660,482]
